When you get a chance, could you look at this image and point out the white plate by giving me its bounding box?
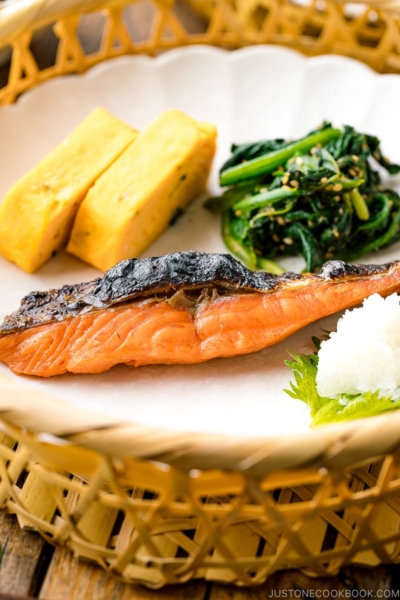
[1,46,400,438]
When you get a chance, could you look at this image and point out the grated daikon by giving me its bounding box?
[316,293,400,399]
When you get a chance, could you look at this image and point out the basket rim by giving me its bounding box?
[1,45,400,475]
[0,0,125,49]
[1,0,400,52]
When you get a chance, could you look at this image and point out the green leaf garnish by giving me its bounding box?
[285,345,400,427]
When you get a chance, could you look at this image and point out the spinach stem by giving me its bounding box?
[350,189,370,221]
[233,187,299,213]
[257,257,285,275]
[354,210,400,256]
[343,193,353,212]
[221,211,256,270]
[220,128,342,186]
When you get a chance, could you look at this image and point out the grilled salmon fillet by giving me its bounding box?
[1,252,400,377]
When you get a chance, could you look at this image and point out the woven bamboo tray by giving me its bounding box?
[1,0,400,589]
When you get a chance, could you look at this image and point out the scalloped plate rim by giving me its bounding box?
[1,45,400,446]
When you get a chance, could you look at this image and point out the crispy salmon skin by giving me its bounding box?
[1,251,400,377]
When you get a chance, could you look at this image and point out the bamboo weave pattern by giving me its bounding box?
[1,424,400,587]
[0,378,400,586]
[1,0,400,105]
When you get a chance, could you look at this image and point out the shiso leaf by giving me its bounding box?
[284,352,328,418]
[285,344,400,426]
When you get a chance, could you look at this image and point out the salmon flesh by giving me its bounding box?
[1,251,400,377]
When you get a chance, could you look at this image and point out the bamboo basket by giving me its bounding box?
[1,0,400,589]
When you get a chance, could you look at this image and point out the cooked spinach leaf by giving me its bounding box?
[210,122,400,273]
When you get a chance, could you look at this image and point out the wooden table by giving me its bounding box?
[0,2,400,598]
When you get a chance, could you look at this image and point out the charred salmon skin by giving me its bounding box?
[1,251,400,377]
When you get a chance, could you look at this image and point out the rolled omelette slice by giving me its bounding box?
[0,108,139,273]
[67,110,217,272]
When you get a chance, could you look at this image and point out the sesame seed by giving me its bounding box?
[277,217,285,226]
[332,228,340,238]
[272,234,280,242]
[333,183,343,192]
[296,157,304,166]
[352,155,359,162]
[283,237,294,245]
[320,177,328,184]
[282,175,289,185]
[290,180,299,188]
